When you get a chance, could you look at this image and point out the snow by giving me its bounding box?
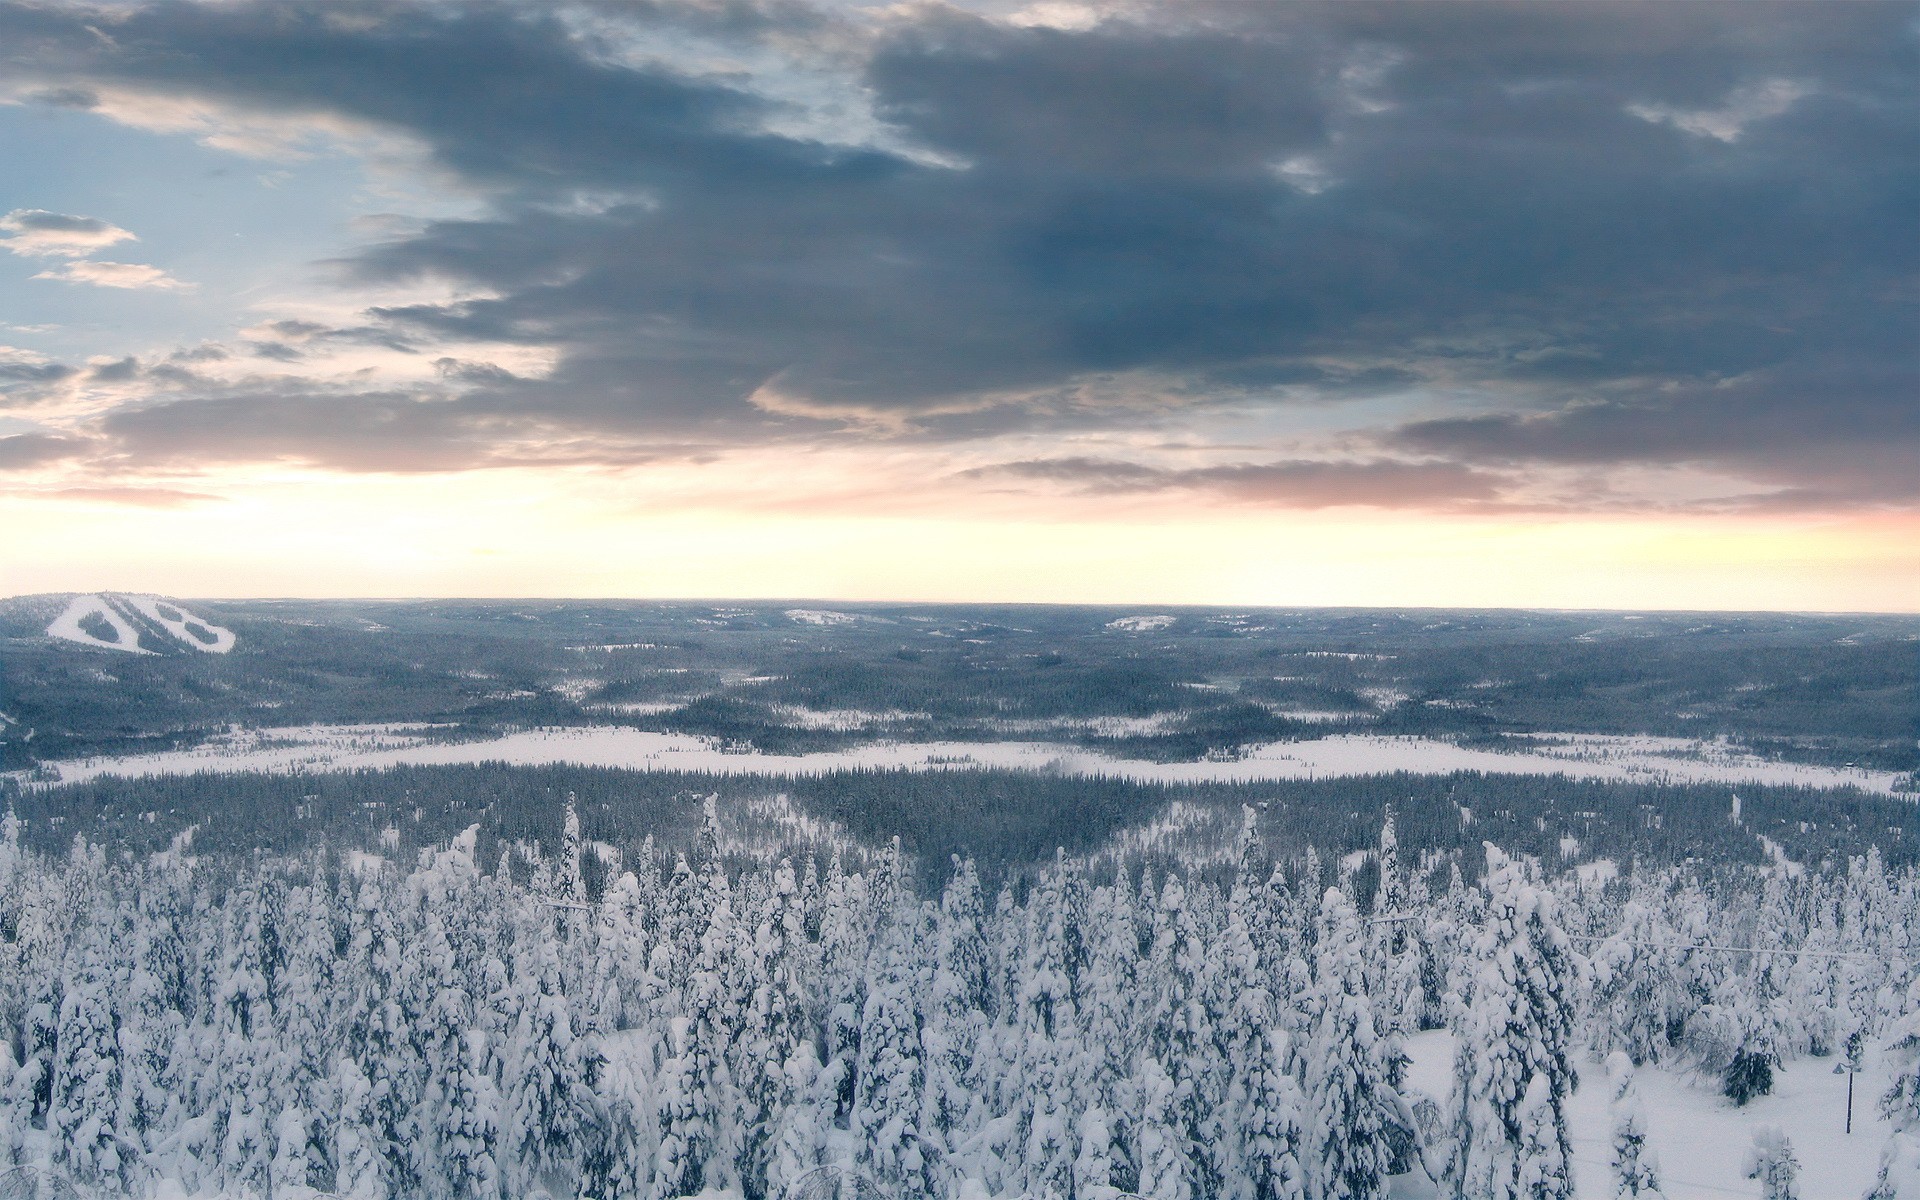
[122,594,236,653]
[784,608,878,626]
[45,593,154,654]
[1395,1031,1894,1198]
[1574,859,1620,887]
[765,705,931,731]
[1758,834,1806,878]
[1106,614,1177,632]
[1259,706,1376,724]
[45,593,236,654]
[987,712,1186,737]
[17,725,1909,795]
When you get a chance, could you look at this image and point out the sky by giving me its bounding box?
[0,0,1914,610]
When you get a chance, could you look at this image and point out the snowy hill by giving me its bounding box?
[42,593,235,655]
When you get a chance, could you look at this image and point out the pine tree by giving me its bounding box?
[502,919,587,1196]
[331,1055,384,1200]
[1444,845,1581,1200]
[1144,875,1214,1198]
[1603,1052,1663,1199]
[735,858,806,1198]
[1303,886,1393,1200]
[923,856,990,1158]
[651,1014,716,1200]
[1135,1054,1192,1200]
[1243,1029,1307,1200]
[49,904,129,1190]
[1742,1124,1799,1200]
[1515,1075,1570,1200]
[856,912,934,1193]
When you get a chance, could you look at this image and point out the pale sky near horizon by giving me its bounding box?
[1,1,1915,611]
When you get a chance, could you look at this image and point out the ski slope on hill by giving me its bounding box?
[43,593,235,654]
[17,723,1904,794]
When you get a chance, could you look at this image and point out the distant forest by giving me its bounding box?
[6,763,1914,888]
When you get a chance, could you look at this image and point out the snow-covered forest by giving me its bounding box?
[1,802,1917,1200]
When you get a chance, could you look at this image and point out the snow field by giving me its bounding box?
[44,593,236,654]
[18,724,1905,796]
[44,594,154,654]
[122,594,237,653]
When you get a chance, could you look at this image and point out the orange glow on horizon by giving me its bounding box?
[2,468,1914,612]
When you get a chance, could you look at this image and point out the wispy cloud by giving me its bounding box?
[31,259,194,291]
[0,208,136,257]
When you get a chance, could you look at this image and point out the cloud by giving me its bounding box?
[0,208,136,257]
[968,455,1506,508]
[14,485,224,507]
[30,260,194,291]
[97,388,673,473]
[0,432,92,470]
[0,0,1910,514]
[1627,79,1810,143]
[1386,359,1920,506]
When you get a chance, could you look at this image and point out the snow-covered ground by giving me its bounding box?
[1107,614,1178,632]
[1396,1031,1894,1198]
[121,594,236,653]
[785,608,885,626]
[45,594,154,654]
[44,593,235,654]
[13,725,1906,794]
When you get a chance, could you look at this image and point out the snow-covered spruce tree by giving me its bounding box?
[331,1055,383,1200]
[1709,971,1778,1107]
[1742,1124,1799,1200]
[581,1034,653,1200]
[1444,844,1581,1200]
[1006,855,1082,1199]
[1077,871,1144,1194]
[267,867,339,1188]
[1303,886,1395,1200]
[649,1014,715,1200]
[1215,859,1280,1198]
[734,857,807,1198]
[1874,974,1920,1200]
[922,855,990,1162]
[337,873,423,1198]
[1242,1028,1307,1200]
[1602,1052,1663,1199]
[49,901,129,1191]
[816,851,869,1136]
[204,877,281,1197]
[1143,874,1217,1198]
[502,911,589,1195]
[1514,1075,1570,1200]
[1135,1054,1193,1200]
[1588,901,1674,1067]
[855,911,936,1194]
[440,1028,504,1200]
[1370,808,1422,1039]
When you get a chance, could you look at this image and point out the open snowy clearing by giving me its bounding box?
[1396,1030,1893,1199]
[14,724,1905,794]
[1107,613,1178,632]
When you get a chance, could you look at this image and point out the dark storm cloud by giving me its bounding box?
[969,455,1505,508]
[2,0,1913,506]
